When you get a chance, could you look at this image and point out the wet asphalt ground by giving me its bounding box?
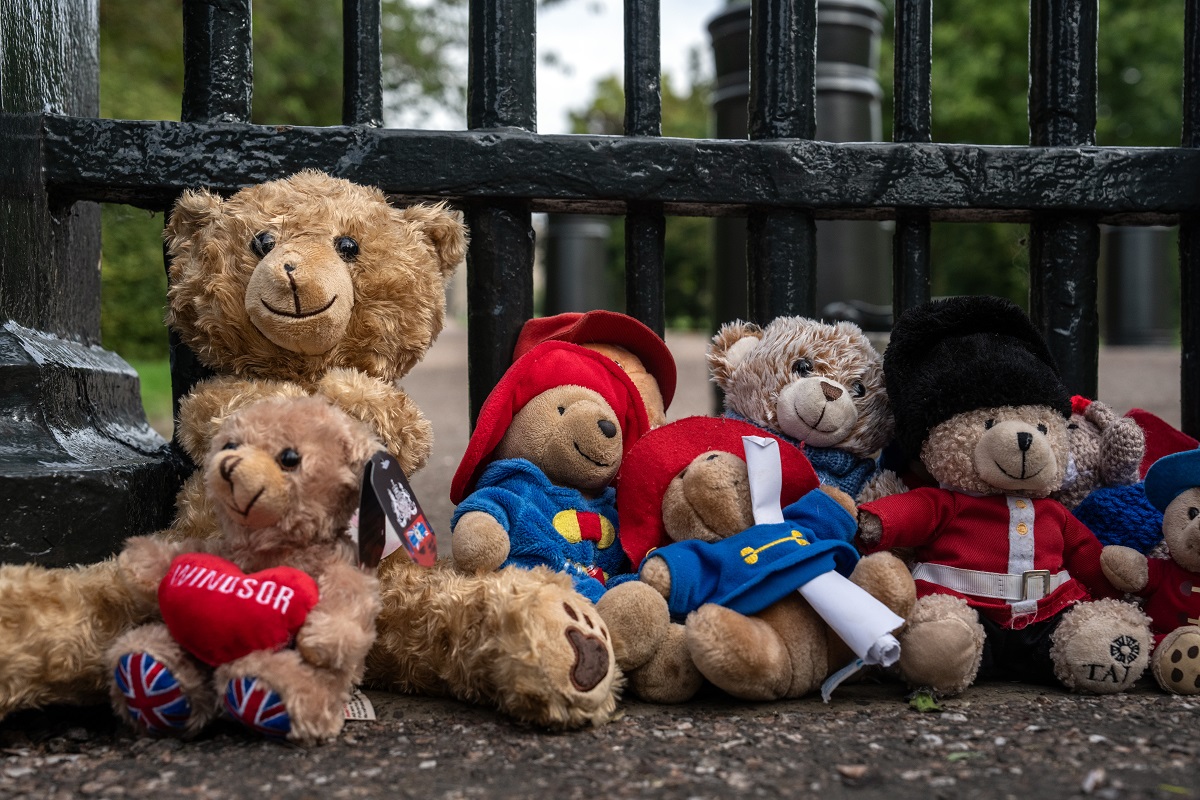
[1,327,1194,799]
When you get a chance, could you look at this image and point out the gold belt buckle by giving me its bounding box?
[1021,569,1051,600]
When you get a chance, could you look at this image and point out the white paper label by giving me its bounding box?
[343,687,376,721]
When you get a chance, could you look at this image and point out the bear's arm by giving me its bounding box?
[316,368,433,477]
[1061,510,1121,598]
[116,535,190,605]
[296,562,381,675]
[857,487,952,552]
[782,488,857,543]
[178,376,309,461]
[450,486,520,573]
[1100,545,1151,594]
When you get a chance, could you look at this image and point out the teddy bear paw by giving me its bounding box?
[896,595,985,696]
[1051,599,1151,694]
[627,623,704,704]
[223,676,292,739]
[113,652,194,736]
[1153,627,1200,695]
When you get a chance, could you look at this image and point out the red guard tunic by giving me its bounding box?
[860,487,1117,629]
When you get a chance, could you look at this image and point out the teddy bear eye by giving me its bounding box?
[1037,423,1048,434]
[1189,508,1199,521]
[1067,422,1078,430]
[250,231,275,258]
[985,419,995,429]
[792,357,813,377]
[851,381,866,398]
[277,448,302,470]
[221,441,239,451]
[335,236,360,261]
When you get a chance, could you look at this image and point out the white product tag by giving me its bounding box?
[343,687,376,721]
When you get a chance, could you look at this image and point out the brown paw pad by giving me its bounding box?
[566,626,610,692]
[1159,635,1200,695]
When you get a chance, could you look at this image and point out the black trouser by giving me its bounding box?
[977,612,1063,686]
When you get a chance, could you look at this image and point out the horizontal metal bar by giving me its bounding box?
[38,116,1200,221]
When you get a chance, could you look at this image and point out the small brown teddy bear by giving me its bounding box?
[856,296,1153,696]
[709,316,906,503]
[449,340,651,603]
[1102,449,1200,695]
[108,396,381,744]
[598,416,915,703]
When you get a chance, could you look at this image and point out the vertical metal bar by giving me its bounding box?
[624,0,666,336]
[891,0,932,318]
[343,0,384,127]
[1181,2,1200,437]
[466,0,536,424]
[174,0,254,439]
[747,0,818,323]
[1027,0,1099,398]
[181,0,253,123]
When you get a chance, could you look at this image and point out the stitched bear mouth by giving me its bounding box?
[994,459,1044,481]
[573,442,611,468]
[261,295,339,319]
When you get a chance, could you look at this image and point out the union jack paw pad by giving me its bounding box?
[113,652,193,735]
[224,677,292,738]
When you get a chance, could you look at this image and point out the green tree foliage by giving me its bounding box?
[567,56,714,328]
[876,0,1184,307]
[97,0,468,360]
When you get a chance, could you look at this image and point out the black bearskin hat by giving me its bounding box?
[885,296,1072,458]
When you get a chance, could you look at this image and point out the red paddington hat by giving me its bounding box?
[512,311,677,411]
[615,416,820,566]
[451,340,651,504]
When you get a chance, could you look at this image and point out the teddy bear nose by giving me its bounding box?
[821,381,843,401]
[1017,431,1033,451]
[597,419,617,439]
[283,263,296,273]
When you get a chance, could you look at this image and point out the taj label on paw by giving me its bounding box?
[350,451,437,569]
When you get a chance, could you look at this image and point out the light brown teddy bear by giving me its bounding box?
[1102,449,1200,695]
[709,316,906,503]
[0,170,462,718]
[0,173,625,731]
[598,416,916,703]
[856,296,1152,697]
[108,397,381,745]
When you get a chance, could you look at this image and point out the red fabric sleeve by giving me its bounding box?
[1141,557,1166,599]
[1061,508,1119,599]
[860,487,953,551]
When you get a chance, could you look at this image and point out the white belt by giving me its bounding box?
[911,563,1072,602]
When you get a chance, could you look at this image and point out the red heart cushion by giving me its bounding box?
[158,553,320,667]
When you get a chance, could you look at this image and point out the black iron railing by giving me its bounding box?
[4,0,1200,564]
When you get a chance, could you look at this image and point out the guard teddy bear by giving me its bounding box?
[1055,396,1163,554]
[450,340,651,602]
[856,295,1153,696]
[0,173,624,732]
[107,396,381,744]
[598,416,915,703]
[1101,449,1200,695]
[513,310,677,429]
[709,316,906,502]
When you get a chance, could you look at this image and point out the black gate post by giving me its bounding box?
[0,0,178,566]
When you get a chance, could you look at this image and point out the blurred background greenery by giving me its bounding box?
[99,0,1186,430]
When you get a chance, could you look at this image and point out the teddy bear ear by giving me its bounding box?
[164,187,224,259]
[707,320,763,389]
[396,202,469,278]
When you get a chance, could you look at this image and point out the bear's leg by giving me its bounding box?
[686,601,807,701]
[1152,627,1200,695]
[1050,599,1151,694]
[628,622,704,703]
[108,623,217,737]
[896,594,985,696]
[595,580,670,671]
[218,649,348,745]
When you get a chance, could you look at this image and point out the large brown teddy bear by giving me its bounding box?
[109,397,381,745]
[0,172,621,730]
[709,316,906,503]
[598,416,915,703]
[856,296,1153,696]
